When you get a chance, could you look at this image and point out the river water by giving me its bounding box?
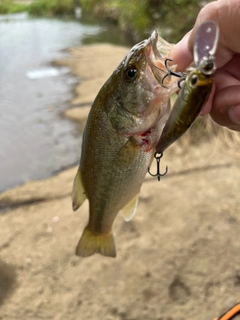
[0,13,123,192]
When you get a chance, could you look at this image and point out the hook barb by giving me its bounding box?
[161,58,186,88]
[148,152,168,181]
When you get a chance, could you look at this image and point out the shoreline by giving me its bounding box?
[57,43,129,123]
[0,43,129,195]
[0,13,105,194]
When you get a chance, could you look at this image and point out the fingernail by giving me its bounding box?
[229,105,240,125]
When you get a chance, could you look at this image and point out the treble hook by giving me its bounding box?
[161,58,186,89]
[148,152,168,181]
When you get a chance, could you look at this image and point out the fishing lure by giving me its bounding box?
[214,303,240,320]
[149,21,219,181]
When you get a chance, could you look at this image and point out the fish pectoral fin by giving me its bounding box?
[121,194,139,222]
[76,227,116,258]
[116,139,140,167]
[72,168,87,211]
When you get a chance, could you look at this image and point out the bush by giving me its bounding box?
[0,0,28,14]
[28,0,75,16]
[79,0,213,43]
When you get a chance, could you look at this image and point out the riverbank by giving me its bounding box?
[56,44,129,126]
[0,12,103,192]
[1,43,240,320]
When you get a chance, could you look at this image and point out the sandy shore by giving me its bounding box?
[0,44,240,320]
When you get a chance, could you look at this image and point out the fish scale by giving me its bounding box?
[83,107,150,233]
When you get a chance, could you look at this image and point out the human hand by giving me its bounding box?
[169,0,240,131]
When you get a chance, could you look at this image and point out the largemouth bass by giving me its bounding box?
[72,31,179,258]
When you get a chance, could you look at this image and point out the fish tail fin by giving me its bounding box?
[76,227,116,258]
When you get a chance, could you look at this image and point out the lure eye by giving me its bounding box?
[199,57,215,75]
[190,74,198,88]
[124,66,138,81]
[204,60,214,72]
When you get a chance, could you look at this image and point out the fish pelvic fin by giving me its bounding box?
[76,227,116,258]
[121,194,139,222]
[72,168,87,211]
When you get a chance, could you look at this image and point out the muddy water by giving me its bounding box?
[0,13,103,192]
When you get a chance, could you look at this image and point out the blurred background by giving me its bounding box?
[1,1,240,320]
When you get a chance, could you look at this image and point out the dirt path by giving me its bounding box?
[0,44,240,320]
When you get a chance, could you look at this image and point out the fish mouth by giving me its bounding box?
[145,31,179,92]
[128,31,179,139]
[120,32,180,139]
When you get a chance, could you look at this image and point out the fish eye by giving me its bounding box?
[190,74,198,88]
[124,66,138,81]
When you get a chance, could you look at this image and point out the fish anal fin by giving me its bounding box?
[72,168,87,211]
[76,227,116,258]
[121,194,139,222]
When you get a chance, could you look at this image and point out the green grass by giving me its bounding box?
[0,0,28,14]
[79,0,214,43]
[27,0,75,16]
[0,0,76,16]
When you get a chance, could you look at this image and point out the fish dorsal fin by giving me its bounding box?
[72,168,87,211]
[122,194,139,222]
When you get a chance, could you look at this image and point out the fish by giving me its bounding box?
[156,21,219,154]
[72,31,179,258]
